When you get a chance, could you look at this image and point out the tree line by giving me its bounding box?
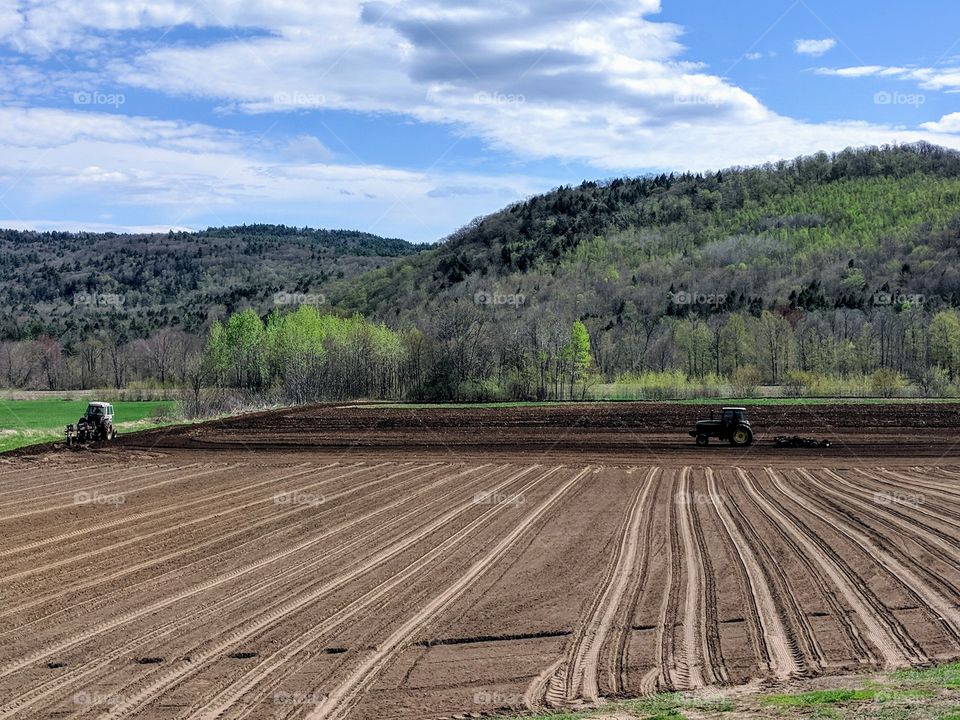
[8,301,960,403]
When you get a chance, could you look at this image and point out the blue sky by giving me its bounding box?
[0,0,958,243]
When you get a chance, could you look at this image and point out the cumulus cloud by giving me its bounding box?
[794,38,837,57]
[103,0,942,171]
[921,113,960,134]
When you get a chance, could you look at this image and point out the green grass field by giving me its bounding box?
[0,399,179,453]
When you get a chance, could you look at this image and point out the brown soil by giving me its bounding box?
[0,403,958,719]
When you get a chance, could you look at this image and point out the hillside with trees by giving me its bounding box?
[0,224,420,341]
[7,144,960,403]
[317,143,960,399]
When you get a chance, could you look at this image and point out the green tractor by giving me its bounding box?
[689,406,754,447]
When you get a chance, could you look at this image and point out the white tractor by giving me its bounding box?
[66,402,118,446]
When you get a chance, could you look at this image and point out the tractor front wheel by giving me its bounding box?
[695,434,709,446]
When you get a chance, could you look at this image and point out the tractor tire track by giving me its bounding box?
[300,466,592,720]
[641,468,682,695]
[687,468,728,686]
[542,466,660,706]
[743,468,921,667]
[91,465,556,719]
[608,467,663,696]
[0,463,504,718]
[673,466,708,689]
[706,467,803,679]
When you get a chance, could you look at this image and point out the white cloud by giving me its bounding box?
[0,106,546,242]
[99,3,960,171]
[794,38,837,57]
[818,65,890,78]
[817,65,960,91]
[921,113,960,134]
[0,219,196,234]
[279,135,336,163]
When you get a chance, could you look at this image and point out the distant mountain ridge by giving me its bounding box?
[0,224,423,340]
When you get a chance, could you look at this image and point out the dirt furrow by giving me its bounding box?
[0,463,494,682]
[755,468,925,666]
[0,462,324,561]
[0,463,431,630]
[0,464,502,718]
[847,469,960,529]
[544,466,659,706]
[94,465,555,719]
[0,463,201,513]
[816,469,960,562]
[301,466,592,720]
[787,469,960,649]
[834,470,960,544]
[0,464,114,499]
[0,463,241,521]
[727,468,866,669]
[0,462,381,585]
[738,468,917,668]
[705,467,802,680]
[877,467,960,505]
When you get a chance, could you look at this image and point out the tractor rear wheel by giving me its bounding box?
[731,427,753,446]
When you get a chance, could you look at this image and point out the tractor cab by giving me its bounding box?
[720,407,746,427]
[85,402,113,419]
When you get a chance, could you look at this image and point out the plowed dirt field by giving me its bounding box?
[1,403,959,718]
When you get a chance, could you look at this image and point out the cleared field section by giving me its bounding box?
[1,404,959,718]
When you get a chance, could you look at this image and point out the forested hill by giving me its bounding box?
[0,224,423,340]
[333,143,960,324]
